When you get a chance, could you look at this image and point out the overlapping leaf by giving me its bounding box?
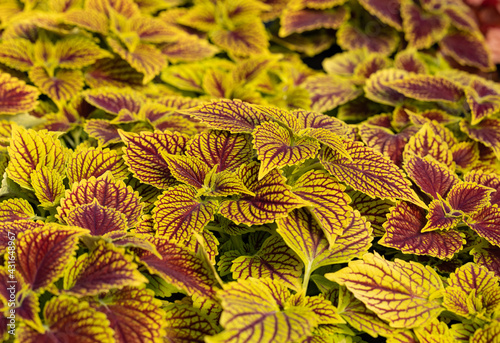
[326,252,444,328]
[29,66,85,104]
[471,244,500,278]
[153,184,218,243]
[162,153,210,189]
[0,198,35,222]
[210,20,268,56]
[336,21,400,55]
[30,166,65,208]
[218,162,304,225]
[84,119,121,146]
[364,69,408,106]
[387,75,464,103]
[464,171,500,206]
[84,87,145,115]
[447,182,493,215]
[203,168,255,197]
[163,303,219,342]
[380,202,465,258]
[466,78,500,125]
[439,31,494,71]
[0,38,34,71]
[302,75,362,112]
[65,199,127,236]
[349,191,393,236]
[320,141,425,207]
[161,34,220,63]
[464,205,500,247]
[0,72,40,114]
[421,200,461,232]
[279,7,349,37]
[358,0,402,30]
[461,118,500,159]
[84,57,144,89]
[120,130,189,189]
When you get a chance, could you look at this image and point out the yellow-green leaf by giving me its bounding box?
[30,166,65,208]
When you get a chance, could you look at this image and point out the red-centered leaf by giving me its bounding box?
[394,49,428,74]
[218,162,304,226]
[337,286,394,338]
[354,53,391,81]
[57,173,143,228]
[138,236,218,299]
[292,170,352,246]
[320,141,425,207]
[466,78,500,125]
[153,184,218,243]
[464,171,500,206]
[67,146,128,185]
[447,182,494,215]
[0,71,40,114]
[83,87,145,115]
[403,155,459,199]
[30,166,65,208]
[63,241,147,296]
[440,31,494,71]
[326,252,444,329]
[471,244,500,278]
[162,153,210,189]
[161,62,205,92]
[17,296,114,343]
[29,66,85,104]
[210,20,268,56]
[0,38,34,71]
[471,322,500,343]
[107,37,167,84]
[449,262,498,294]
[84,119,121,146]
[253,121,320,180]
[85,57,145,89]
[161,34,220,63]
[17,224,88,292]
[322,49,367,77]
[464,205,500,247]
[65,199,127,236]
[186,130,253,173]
[349,190,393,236]
[86,0,140,18]
[401,1,449,49]
[358,0,402,30]
[0,220,43,251]
[206,278,316,343]
[0,198,35,222]
[120,130,189,189]
[461,118,500,159]
[443,5,478,31]
[287,0,348,10]
[163,302,219,342]
[62,9,108,34]
[451,142,479,171]
[90,286,166,343]
[380,202,465,259]
[130,16,183,44]
[185,99,268,133]
[403,123,454,168]
[277,208,372,273]
[359,124,417,166]
[231,235,304,290]
[387,75,464,103]
[421,200,461,232]
[337,21,400,54]
[279,7,349,37]
[202,68,232,98]
[55,36,112,69]
[302,75,362,112]
[204,168,255,197]
[364,69,408,106]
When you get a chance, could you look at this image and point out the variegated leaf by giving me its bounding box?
[302,75,362,112]
[162,153,210,189]
[210,20,268,56]
[30,166,65,208]
[0,198,35,222]
[460,118,500,159]
[0,71,40,114]
[440,31,494,71]
[387,75,464,103]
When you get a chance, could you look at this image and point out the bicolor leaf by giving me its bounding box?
[464,205,500,247]
[380,201,465,258]
[326,252,445,328]
[203,168,255,197]
[295,109,355,138]
[461,118,500,159]
[279,7,349,37]
[83,87,145,115]
[17,224,88,292]
[210,20,268,56]
[62,8,108,34]
[153,184,218,243]
[30,166,65,208]
[471,244,500,278]
[55,35,112,69]
[84,119,121,146]
[440,31,494,71]
[388,75,464,103]
[161,34,220,63]
[337,21,400,55]
[253,121,320,180]
[161,63,205,92]
[120,130,189,189]
[403,123,454,168]
[447,182,494,215]
[421,200,460,232]
[451,142,479,172]
[364,69,408,106]
[358,0,402,30]
[163,302,219,342]
[320,141,425,207]
[0,198,35,222]
[0,71,39,114]
[466,78,500,125]
[84,57,145,89]
[322,49,367,77]
[218,162,304,225]
[349,191,393,236]
[302,75,362,112]
[29,66,85,104]
[464,171,500,206]
[162,153,210,189]
[0,220,43,251]
[0,38,34,71]
[394,49,428,74]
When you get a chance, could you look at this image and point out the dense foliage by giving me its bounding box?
[0,0,500,342]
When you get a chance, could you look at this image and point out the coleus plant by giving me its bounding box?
[0,0,499,342]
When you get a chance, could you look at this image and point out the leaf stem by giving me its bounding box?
[302,262,313,293]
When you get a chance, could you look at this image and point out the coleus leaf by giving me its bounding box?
[91,286,166,343]
[326,252,445,328]
[218,162,305,226]
[162,153,210,189]
[403,154,460,199]
[394,48,428,74]
[30,166,65,208]
[277,208,372,273]
[291,170,352,245]
[203,168,255,197]
[83,86,145,115]
[161,34,220,63]
[0,198,35,222]
[464,171,500,206]
[57,173,143,228]
[414,319,452,343]
[364,68,408,106]
[349,190,393,236]
[17,223,88,292]
[231,235,303,290]
[137,236,218,299]
[380,202,465,259]
[163,302,219,342]
[86,0,140,18]
[120,130,189,189]
[7,125,67,189]
[206,278,317,343]
[401,1,449,49]
[185,99,269,133]
[152,184,218,243]
[294,109,354,138]
[447,182,494,215]
[130,15,183,44]
[322,49,367,77]
[0,38,34,71]
[451,142,479,172]
[210,20,268,56]
[465,78,500,125]
[84,57,145,89]
[387,75,464,103]
[471,322,500,343]
[460,118,500,159]
[202,68,233,99]
[302,75,362,112]
[65,199,128,237]
[471,244,500,278]
[253,121,320,180]
[0,71,40,114]
[337,21,400,54]
[17,296,114,342]
[319,141,425,207]
[464,205,500,247]
[421,200,461,232]
[279,7,349,37]
[62,240,147,296]
[55,35,112,69]
[439,31,494,71]
[185,131,253,174]
[62,8,109,34]
[84,119,121,146]
[0,220,43,251]
[358,0,402,30]
[67,146,129,185]
[161,62,205,92]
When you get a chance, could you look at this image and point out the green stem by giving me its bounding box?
[288,161,324,184]
[302,262,313,293]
